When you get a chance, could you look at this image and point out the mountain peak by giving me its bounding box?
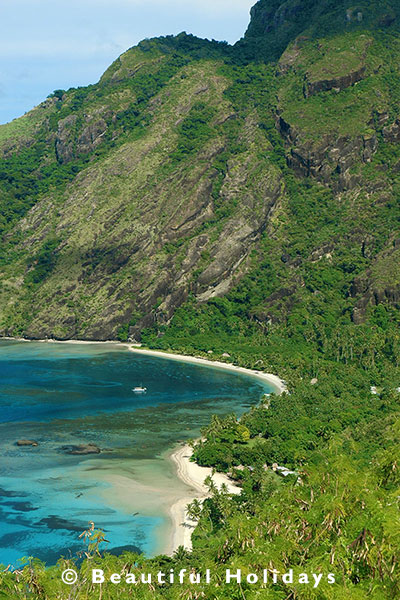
[242,0,399,61]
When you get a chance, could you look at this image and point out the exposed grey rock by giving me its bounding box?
[55,115,78,163]
[383,118,400,144]
[304,66,366,98]
[276,113,378,191]
[76,118,108,155]
[55,109,111,164]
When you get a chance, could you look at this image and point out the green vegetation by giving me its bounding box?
[25,238,60,285]
[1,0,400,597]
[241,0,400,63]
[0,44,210,241]
[1,412,399,598]
[170,102,217,163]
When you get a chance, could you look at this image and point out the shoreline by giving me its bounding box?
[0,336,129,346]
[2,336,286,555]
[127,347,287,395]
[166,444,241,553]
[2,336,287,393]
[125,348,286,555]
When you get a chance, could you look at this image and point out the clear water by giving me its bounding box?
[0,340,274,567]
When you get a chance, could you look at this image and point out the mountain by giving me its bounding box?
[2,2,400,597]
[242,0,400,60]
[0,1,400,348]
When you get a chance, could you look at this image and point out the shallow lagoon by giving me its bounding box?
[0,340,274,566]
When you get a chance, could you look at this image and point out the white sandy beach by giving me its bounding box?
[166,444,241,553]
[123,347,286,554]
[127,346,287,553]
[125,347,287,552]
[5,338,286,393]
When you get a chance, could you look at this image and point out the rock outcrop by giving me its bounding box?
[55,109,111,163]
[61,443,101,455]
[350,244,400,322]
[383,118,400,144]
[55,115,78,163]
[304,65,366,97]
[276,114,378,192]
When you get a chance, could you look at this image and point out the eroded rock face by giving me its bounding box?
[76,118,108,155]
[349,244,400,322]
[304,66,366,97]
[383,118,400,144]
[55,109,111,164]
[351,281,400,323]
[129,154,283,336]
[276,114,378,192]
[352,278,400,309]
[246,0,399,41]
[55,115,78,163]
[248,0,304,36]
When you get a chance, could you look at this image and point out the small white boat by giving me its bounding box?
[132,386,147,393]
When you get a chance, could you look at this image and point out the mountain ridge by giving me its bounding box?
[0,0,399,345]
[242,0,400,61]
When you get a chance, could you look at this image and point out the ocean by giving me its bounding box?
[0,340,274,567]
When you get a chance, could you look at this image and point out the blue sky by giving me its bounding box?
[0,0,255,124]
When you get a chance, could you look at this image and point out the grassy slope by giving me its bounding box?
[0,54,285,340]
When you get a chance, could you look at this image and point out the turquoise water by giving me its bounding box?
[0,340,274,567]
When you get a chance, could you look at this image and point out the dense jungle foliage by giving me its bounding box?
[1,0,400,598]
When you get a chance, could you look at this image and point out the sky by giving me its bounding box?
[0,0,255,124]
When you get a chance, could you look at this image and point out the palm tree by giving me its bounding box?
[186,499,202,522]
[173,546,191,562]
[204,475,217,494]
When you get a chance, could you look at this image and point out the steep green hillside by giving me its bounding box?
[241,0,400,61]
[1,3,400,344]
[0,38,282,340]
[1,1,400,597]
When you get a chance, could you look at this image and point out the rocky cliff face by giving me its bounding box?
[350,244,400,323]
[243,0,399,58]
[55,109,112,163]
[276,114,378,191]
[0,57,284,340]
